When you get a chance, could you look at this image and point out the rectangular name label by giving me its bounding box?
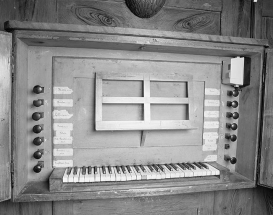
[53,160,73,168]
[205,88,220,95]
[204,111,219,118]
[203,132,219,139]
[53,110,73,119]
[204,121,219,129]
[53,148,73,156]
[53,136,73,144]
[53,123,73,131]
[53,87,73,94]
[205,100,220,106]
[53,99,73,107]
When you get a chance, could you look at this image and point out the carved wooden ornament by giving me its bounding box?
[125,0,166,18]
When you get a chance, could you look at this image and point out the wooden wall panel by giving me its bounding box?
[262,17,273,47]
[213,189,253,215]
[0,201,52,215]
[53,192,214,215]
[14,0,57,23]
[221,0,251,37]
[262,0,273,17]
[57,0,220,35]
[0,0,16,30]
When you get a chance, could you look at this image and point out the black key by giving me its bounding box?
[88,166,92,174]
[121,165,127,173]
[193,162,203,169]
[67,167,72,175]
[157,164,165,172]
[82,166,86,175]
[73,166,78,175]
[102,166,106,174]
[147,165,154,172]
[177,163,186,170]
[140,165,146,172]
[170,163,178,171]
[165,164,173,171]
[94,166,98,174]
[187,163,196,170]
[199,162,209,169]
[116,166,121,174]
[126,165,132,173]
[152,164,159,172]
[134,165,140,173]
[182,163,190,170]
[108,166,112,174]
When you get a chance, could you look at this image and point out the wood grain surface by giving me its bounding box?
[57,0,220,34]
[221,0,252,37]
[0,0,272,214]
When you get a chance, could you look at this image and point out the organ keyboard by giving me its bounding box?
[62,163,220,183]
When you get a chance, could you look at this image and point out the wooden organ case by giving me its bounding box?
[0,20,272,202]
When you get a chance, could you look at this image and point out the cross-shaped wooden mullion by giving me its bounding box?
[96,72,196,131]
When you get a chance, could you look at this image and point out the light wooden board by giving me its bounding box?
[0,31,11,202]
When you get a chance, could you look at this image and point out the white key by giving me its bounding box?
[100,167,107,182]
[185,163,200,177]
[68,168,74,182]
[177,164,194,177]
[73,167,80,183]
[120,167,127,181]
[164,165,177,178]
[147,165,157,179]
[127,166,137,180]
[87,167,95,183]
[194,163,212,176]
[63,168,69,182]
[205,163,220,175]
[84,167,90,182]
[158,165,171,178]
[143,166,154,180]
[79,167,85,182]
[103,166,111,182]
[114,167,121,181]
[155,165,166,179]
[94,167,100,182]
[171,164,185,178]
[132,166,141,180]
[121,166,132,181]
[109,166,116,181]
[139,165,149,180]
[151,165,162,179]
[190,164,205,176]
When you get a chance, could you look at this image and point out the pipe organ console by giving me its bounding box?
[1,21,270,202]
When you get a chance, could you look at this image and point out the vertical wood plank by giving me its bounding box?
[252,1,263,39]
[15,0,57,23]
[53,201,73,215]
[262,17,273,47]
[213,189,253,215]
[221,0,252,37]
[252,187,269,215]
[0,201,53,215]
[262,0,273,17]
[0,31,12,202]
[0,0,16,31]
